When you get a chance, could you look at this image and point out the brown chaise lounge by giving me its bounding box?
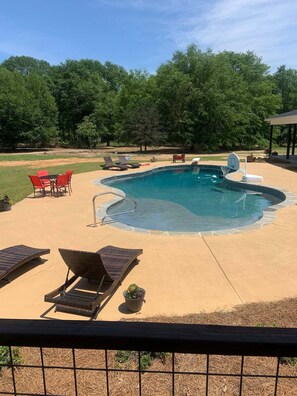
[44,245,143,318]
[0,245,50,283]
[102,156,128,171]
[117,155,140,168]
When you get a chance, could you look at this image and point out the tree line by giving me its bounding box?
[1,44,297,151]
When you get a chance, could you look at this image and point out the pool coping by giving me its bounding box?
[95,164,297,236]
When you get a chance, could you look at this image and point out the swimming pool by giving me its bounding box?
[99,165,285,233]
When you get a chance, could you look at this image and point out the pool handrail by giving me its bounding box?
[92,192,137,227]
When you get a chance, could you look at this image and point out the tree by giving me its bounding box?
[2,56,51,76]
[102,61,128,92]
[118,70,156,144]
[155,64,197,146]
[156,45,251,150]
[76,116,100,148]
[0,47,288,151]
[219,51,281,147]
[51,59,106,142]
[155,45,280,150]
[22,73,58,146]
[93,91,121,145]
[124,102,164,152]
[273,65,297,112]
[0,68,32,148]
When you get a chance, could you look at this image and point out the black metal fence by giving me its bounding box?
[1,319,297,395]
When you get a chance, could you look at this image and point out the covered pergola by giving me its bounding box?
[266,110,297,159]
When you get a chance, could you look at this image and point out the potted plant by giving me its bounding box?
[123,283,146,312]
[0,195,12,212]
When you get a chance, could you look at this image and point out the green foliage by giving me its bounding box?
[115,350,167,370]
[0,68,32,148]
[154,45,280,150]
[93,90,121,145]
[102,61,128,92]
[155,65,195,145]
[76,116,100,148]
[124,284,145,299]
[0,346,21,369]
[256,323,265,327]
[23,73,58,146]
[2,56,51,76]
[124,101,165,151]
[0,68,58,148]
[256,322,277,328]
[115,350,131,364]
[50,60,103,140]
[280,357,297,366]
[273,65,297,112]
[0,45,294,150]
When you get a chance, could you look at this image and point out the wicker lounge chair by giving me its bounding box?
[44,245,143,317]
[102,156,128,171]
[117,155,140,168]
[0,245,50,283]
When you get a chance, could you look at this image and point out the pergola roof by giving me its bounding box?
[266,110,297,125]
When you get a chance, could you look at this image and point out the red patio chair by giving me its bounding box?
[28,175,49,197]
[36,170,50,187]
[173,154,185,163]
[54,174,71,196]
[66,170,73,192]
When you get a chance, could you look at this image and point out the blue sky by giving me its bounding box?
[0,0,297,73]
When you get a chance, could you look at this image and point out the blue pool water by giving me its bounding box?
[101,166,283,232]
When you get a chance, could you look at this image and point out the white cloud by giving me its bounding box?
[170,0,297,71]
[1,0,297,72]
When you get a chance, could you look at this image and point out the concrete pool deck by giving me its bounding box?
[1,160,297,321]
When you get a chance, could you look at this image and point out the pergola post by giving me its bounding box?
[269,125,273,155]
[286,125,292,159]
[266,110,297,161]
[292,124,296,156]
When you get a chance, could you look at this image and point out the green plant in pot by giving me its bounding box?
[123,283,146,312]
[0,195,13,212]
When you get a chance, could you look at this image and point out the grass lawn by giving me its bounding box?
[0,162,100,204]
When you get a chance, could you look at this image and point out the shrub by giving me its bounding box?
[0,195,13,211]
[123,284,145,300]
[0,346,21,370]
[115,350,167,370]
[280,357,297,366]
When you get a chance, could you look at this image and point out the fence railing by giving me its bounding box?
[1,319,297,395]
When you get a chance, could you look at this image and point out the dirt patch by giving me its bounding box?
[0,157,100,168]
[1,146,261,168]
